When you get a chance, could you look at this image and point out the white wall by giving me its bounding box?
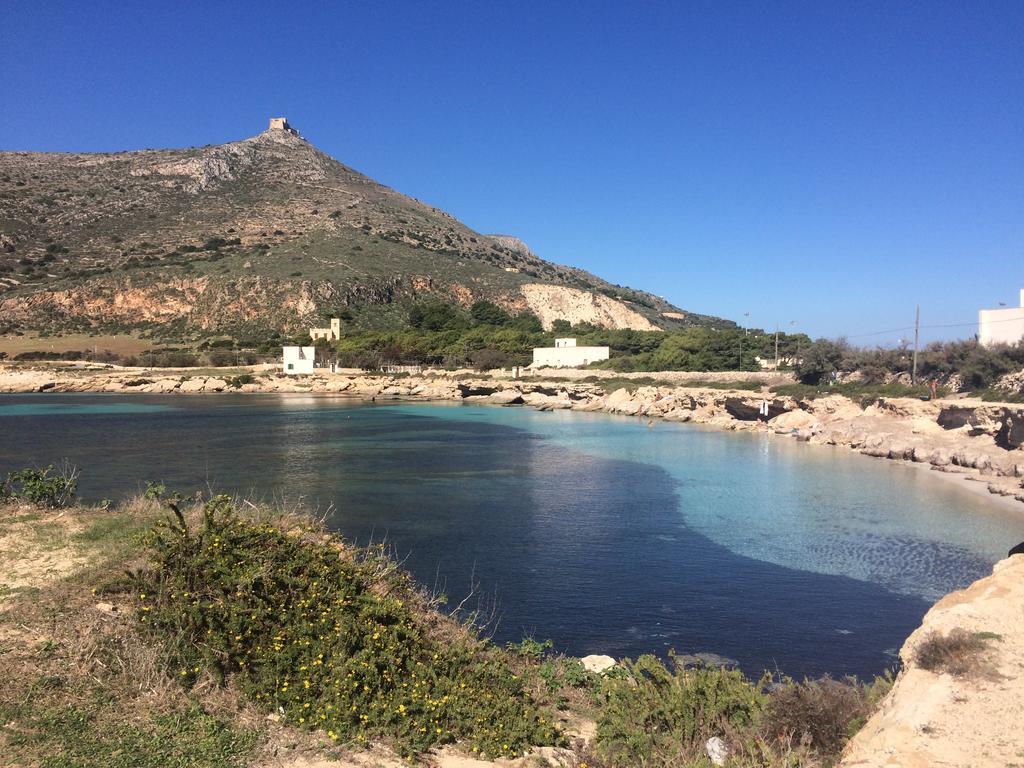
[532,346,610,368]
[979,308,1024,347]
[282,346,315,374]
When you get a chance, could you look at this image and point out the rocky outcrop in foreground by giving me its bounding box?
[3,364,1024,504]
[839,554,1024,767]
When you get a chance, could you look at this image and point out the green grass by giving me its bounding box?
[673,377,767,390]
[771,381,939,405]
[975,388,1024,403]
[0,697,257,768]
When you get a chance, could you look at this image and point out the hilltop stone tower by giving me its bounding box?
[268,117,298,135]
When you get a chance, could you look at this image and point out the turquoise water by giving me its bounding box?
[2,393,1021,678]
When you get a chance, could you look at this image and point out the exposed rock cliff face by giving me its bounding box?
[840,555,1024,768]
[520,283,660,331]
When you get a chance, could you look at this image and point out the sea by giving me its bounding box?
[2,393,1022,679]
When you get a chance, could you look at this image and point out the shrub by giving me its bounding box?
[133,497,555,758]
[595,654,767,766]
[144,481,167,500]
[470,300,512,327]
[506,637,552,660]
[1,464,79,508]
[915,629,996,677]
[763,676,890,756]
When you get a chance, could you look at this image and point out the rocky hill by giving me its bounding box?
[0,118,729,338]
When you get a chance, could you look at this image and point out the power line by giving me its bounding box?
[843,314,1024,339]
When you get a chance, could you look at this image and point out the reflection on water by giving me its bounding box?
[2,393,1022,679]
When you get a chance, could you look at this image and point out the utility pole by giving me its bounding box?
[738,312,749,370]
[911,304,920,385]
[774,323,780,370]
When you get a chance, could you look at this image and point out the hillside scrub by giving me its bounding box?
[329,322,809,372]
[793,337,1024,392]
[2,484,897,766]
[1,463,79,508]
[133,495,555,759]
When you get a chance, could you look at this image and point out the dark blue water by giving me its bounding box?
[2,393,1021,679]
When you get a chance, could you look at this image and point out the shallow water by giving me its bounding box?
[2,393,1021,678]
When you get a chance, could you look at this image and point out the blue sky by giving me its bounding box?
[2,1,1021,343]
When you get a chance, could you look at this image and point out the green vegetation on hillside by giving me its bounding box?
[0,126,720,336]
[332,304,807,371]
[135,495,553,758]
[794,337,1024,391]
[1,473,897,767]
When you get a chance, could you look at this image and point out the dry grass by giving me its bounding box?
[914,628,999,677]
[0,332,161,356]
[0,496,335,767]
[762,676,890,757]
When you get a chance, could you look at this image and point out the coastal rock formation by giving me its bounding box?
[839,554,1024,768]
[2,364,1024,505]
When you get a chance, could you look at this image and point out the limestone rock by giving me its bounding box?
[839,555,1024,768]
[605,388,641,415]
[580,654,616,674]
[706,736,729,767]
[178,378,206,393]
[484,389,524,405]
[772,409,816,431]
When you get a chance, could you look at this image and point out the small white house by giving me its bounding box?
[282,346,315,374]
[532,338,610,368]
[979,289,1024,347]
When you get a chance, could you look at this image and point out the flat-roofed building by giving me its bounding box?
[980,289,1024,347]
[531,338,610,368]
[282,346,315,374]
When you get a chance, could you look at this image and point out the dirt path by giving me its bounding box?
[0,503,89,611]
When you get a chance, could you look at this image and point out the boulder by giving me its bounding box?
[178,378,206,393]
[772,409,816,431]
[706,736,729,767]
[605,388,641,415]
[523,392,569,409]
[995,409,1024,450]
[485,389,524,405]
[580,654,616,674]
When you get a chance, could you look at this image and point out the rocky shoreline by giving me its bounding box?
[839,553,1024,767]
[3,363,1024,508]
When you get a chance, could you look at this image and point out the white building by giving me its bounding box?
[531,338,610,368]
[282,346,315,374]
[979,289,1024,347]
